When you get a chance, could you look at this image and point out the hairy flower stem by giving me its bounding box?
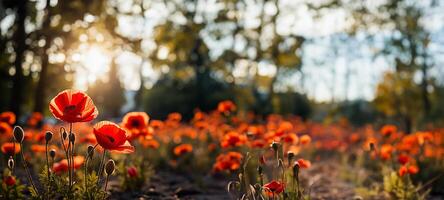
[68,123,74,189]
[45,142,50,199]
[97,150,107,185]
[18,142,39,195]
[59,127,70,190]
[104,175,110,192]
[84,144,98,195]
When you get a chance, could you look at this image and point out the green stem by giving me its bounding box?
[84,144,99,196]
[46,142,50,199]
[19,142,39,196]
[97,150,107,185]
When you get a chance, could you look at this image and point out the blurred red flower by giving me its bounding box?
[3,176,16,186]
[0,122,13,139]
[1,142,20,156]
[93,121,135,153]
[53,156,85,174]
[217,100,236,115]
[49,89,98,123]
[127,166,138,178]
[263,180,285,195]
[296,159,311,169]
[173,143,193,156]
[0,112,16,125]
[122,112,150,140]
[381,125,397,137]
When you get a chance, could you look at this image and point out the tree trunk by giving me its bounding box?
[10,0,27,120]
[34,0,53,113]
[421,62,431,117]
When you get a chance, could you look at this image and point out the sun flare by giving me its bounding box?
[72,45,111,90]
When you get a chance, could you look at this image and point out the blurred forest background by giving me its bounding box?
[1,0,444,133]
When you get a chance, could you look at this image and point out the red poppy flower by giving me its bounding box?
[173,144,193,156]
[217,100,236,115]
[296,159,311,169]
[212,152,243,172]
[221,131,247,148]
[300,135,311,145]
[127,166,138,178]
[3,176,16,186]
[263,180,285,195]
[397,154,409,165]
[399,166,408,177]
[0,112,16,125]
[122,112,150,139]
[408,165,419,175]
[381,125,397,137]
[53,156,85,174]
[93,121,135,153]
[49,89,98,123]
[1,142,20,156]
[0,122,13,138]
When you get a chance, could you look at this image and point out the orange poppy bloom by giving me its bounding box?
[263,180,285,195]
[93,121,135,153]
[283,133,299,144]
[49,89,98,123]
[0,112,16,125]
[407,165,419,174]
[122,112,150,139]
[0,122,13,138]
[381,125,397,137]
[140,138,160,149]
[379,144,394,160]
[53,156,85,174]
[27,112,43,127]
[399,165,419,177]
[296,159,311,169]
[300,135,311,145]
[221,131,247,148]
[168,113,182,122]
[212,152,243,172]
[80,133,97,144]
[173,144,193,156]
[217,100,236,115]
[150,120,164,129]
[1,142,20,155]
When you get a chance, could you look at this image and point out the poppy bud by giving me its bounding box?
[271,141,279,152]
[69,133,76,143]
[259,155,266,165]
[257,166,263,175]
[287,151,295,165]
[49,149,56,158]
[369,142,375,151]
[13,126,24,143]
[127,166,138,178]
[45,131,53,143]
[62,130,67,140]
[7,157,14,170]
[105,159,115,176]
[87,145,95,158]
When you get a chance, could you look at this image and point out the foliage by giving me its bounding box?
[383,171,429,200]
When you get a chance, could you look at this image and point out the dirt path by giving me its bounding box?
[108,161,360,200]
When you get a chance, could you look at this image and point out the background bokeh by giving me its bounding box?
[1,0,444,132]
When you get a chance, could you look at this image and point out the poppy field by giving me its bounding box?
[1,89,444,200]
